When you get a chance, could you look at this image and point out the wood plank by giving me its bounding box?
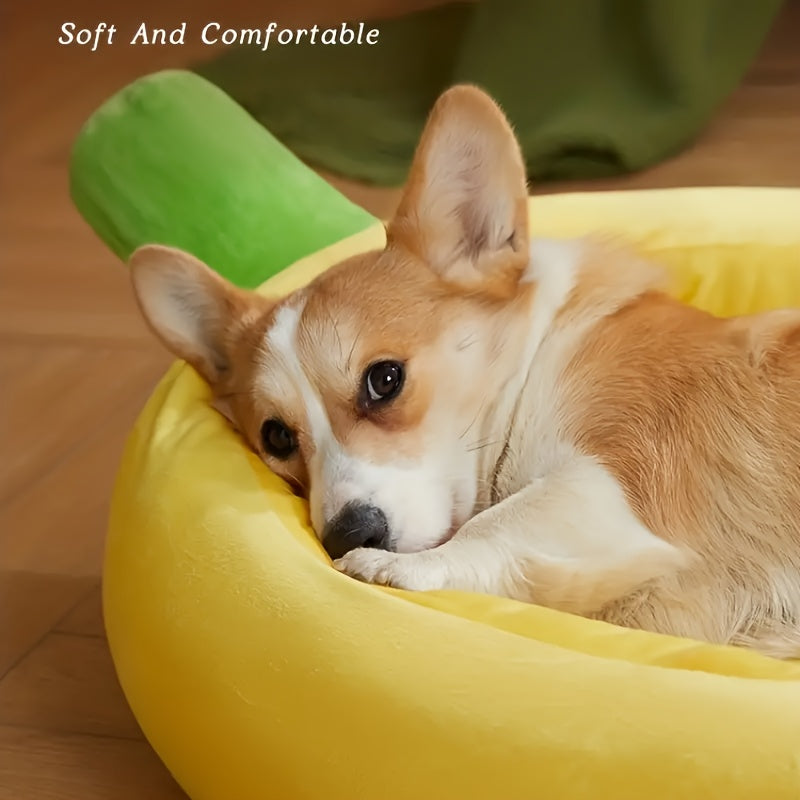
[0,632,141,739]
[0,343,169,507]
[0,236,164,346]
[55,586,104,638]
[0,573,95,677]
[0,381,168,576]
[0,725,188,800]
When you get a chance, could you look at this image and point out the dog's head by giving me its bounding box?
[130,85,533,557]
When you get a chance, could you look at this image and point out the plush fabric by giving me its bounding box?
[69,71,374,288]
[106,189,800,800]
[196,1,782,184]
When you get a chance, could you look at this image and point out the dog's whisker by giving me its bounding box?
[346,329,363,372]
[465,438,501,453]
[322,306,345,361]
[459,399,488,440]
[457,334,478,351]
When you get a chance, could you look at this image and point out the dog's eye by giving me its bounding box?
[364,360,404,404]
[260,419,297,459]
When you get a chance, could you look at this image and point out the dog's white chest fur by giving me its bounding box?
[480,238,587,503]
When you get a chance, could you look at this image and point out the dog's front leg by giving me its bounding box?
[335,455,690,612]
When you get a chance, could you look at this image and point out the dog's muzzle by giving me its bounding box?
[322,502,391,559]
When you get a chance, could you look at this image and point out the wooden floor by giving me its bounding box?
[1,0,799,797]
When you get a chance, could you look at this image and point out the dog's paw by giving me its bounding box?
[334,548,446,592]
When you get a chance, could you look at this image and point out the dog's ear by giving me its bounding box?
[129,245,269,385]
[388,85,529,298]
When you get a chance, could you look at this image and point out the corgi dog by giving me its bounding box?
[129,85,800,658]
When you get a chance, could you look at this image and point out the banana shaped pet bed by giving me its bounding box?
[70,71,800,800]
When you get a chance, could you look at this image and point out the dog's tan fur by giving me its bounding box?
[562,289,800,654]
[130,85,800,658]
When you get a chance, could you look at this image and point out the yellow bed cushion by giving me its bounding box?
[106,188,800,800]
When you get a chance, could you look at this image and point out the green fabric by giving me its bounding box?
[196,0,782,185]
[69,71,376,288]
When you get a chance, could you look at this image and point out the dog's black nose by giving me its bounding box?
[323,502,390,559]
